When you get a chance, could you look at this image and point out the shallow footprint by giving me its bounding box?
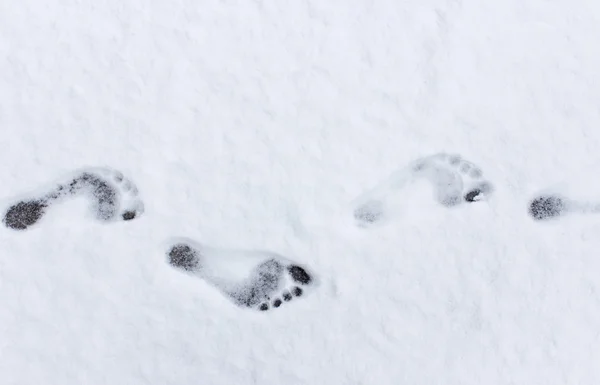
[2,167,144,230]
[166,238,315,311]
[352,152,494,227]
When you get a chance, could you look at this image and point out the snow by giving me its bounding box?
[1,0,600,383]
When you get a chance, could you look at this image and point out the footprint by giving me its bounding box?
[2,167,144,230]
[352,153,494,227]
[166,238,315,311]
[526,164,600,221]
[528,193,600,221]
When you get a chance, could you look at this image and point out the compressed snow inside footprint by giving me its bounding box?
[166,239,315,311]
[350,153,494,227]
[1,167,144,230]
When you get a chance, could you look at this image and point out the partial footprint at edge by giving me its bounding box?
[2,167,144,230]
[525,164,600,221]
[166,238,315,311]
[528,189,600,221]
[352,152,494,227]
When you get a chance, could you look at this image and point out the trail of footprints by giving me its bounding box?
[0,154,584,312]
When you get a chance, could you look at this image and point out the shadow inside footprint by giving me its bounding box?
[464,188,483,203]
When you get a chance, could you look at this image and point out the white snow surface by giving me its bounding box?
[2,0,600,384]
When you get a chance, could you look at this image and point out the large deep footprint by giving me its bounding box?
[2,167,144,230]
[166,238,315,311]
[352,152,494,227]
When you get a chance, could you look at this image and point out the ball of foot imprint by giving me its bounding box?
[3,200,48,230]
[528,195,565,220]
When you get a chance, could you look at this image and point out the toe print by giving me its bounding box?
[464,189,483,203]
[122,211,137,221]
[2,167,144,230]
[464,182,493,203]
[353,201,385,224]
[166,238,315,312]
[288,265,312,285]
[351,152,494,227]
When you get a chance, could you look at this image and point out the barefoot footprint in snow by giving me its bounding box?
[166,238,315,311]
[528,184,600,221]
[352,153,494,227]
[2,167,144,230]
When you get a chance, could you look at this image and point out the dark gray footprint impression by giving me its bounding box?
[528,193,600,221]
[528,195,567,220]
[352,153,494,227]
[2,167,144,230]
[167,239,314,311]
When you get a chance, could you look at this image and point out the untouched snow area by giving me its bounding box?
[2,0,600,384]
